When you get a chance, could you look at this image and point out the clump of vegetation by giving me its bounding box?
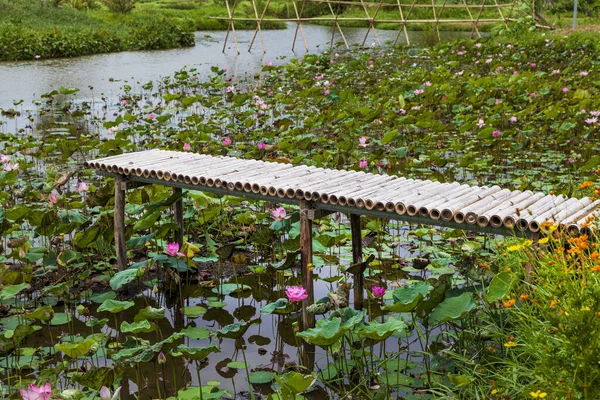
[102,0,136,13]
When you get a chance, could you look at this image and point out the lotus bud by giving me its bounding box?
[158,351,166,365]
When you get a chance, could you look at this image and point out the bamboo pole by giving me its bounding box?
[488,192,546,228]
[565,201,600,235]
[529,198,581,232]
[454,189,513,224]
[396,0,410,45]
[101,152,174,174]
[431,186,498,220]
[300,200,315,329]
[114,175,128,271]
[291,0,309,52]
[470,0,488,39]
[173,187,184,247]
[502,194,556,229]
[212,16,509,23]
[324,175,400,205]
[477,191,538,228]
[515,195,569,231]
[327,1,350,50]
[374,179,455,212]
[86,149,161,169]
[351,214,364,310]
[463,0,481,38]
[360,0,384,47]
[248,0,268,53]
[415,184,475,216]
[493,0,509,29]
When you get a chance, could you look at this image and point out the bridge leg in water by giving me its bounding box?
[300,200,315,329]
[173,187,184,247]
[114,174,128,271]
[351,214,364,310]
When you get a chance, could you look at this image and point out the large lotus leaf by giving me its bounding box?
[248,370,276,384]
[180,327,212,340]
[89,291,117,304]
[0,282,30,300]
[134,306,166,322]
[415,277,451,319]
[120,320,156,334]
[384,282,431,313]
[55,338,96,358]
[177,386,231,400]
[218,319,260,339]
[358,317,407,341]
[0,324,41,355]
[110,268,143,291]
[485,272,514,303]
[297,317,348,347]
[176,343,220,360]
[428,293,477,326]
[260,298,293,315]
[275,371,317,396]
[50,313,72,326]
[212,283,252,296]
[72,366,123,390]
[331,307,366,330]
[183,306,207,318]
[380,372,415,387]
[97,299,135,313]
[24,306,54,322]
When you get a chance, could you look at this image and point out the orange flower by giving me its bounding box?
[591,251,599,261]
[550,299,558,307]
[579,181,595,189]
[503,299,517,308]
[519,293,529,301]
[590,265,600,272]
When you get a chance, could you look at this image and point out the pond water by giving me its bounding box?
[0,24,471,108]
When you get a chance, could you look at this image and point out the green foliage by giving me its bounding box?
[102,0,136,13]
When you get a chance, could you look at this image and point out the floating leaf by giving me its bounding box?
[260,298,292,315]
[183,306,207,318]
[176,343,220,360]
[98,299,135,313]
[248,371,275,384]
[358,317,406,341]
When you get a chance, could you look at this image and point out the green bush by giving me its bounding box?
[102,0,136,12]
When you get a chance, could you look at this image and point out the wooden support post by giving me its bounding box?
[299,200,315,329]
[114,175,127,271]
[173,187,184,247]
[350,214,364,310]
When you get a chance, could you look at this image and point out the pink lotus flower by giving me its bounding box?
[358,137,368,147]
[562,87,569,93]
[266,61,273,67]
[424,81,432,87]
[226,86,235,93]
[413,89,424,95]
[270,206,287,221]
[120,100,127,106]
[146,113,155,120]
[183,142,191,151]
[568,157,575,163]
[323,89,330,96]
[49,193,58,205]
[372,286,386,298]
[285,286,308,303]
[580,71,589,76]
[3,162,18,171]
[99,386,122,400]
[513,70,518,75]
[107,127,119,135]
[495,99,501,105]
[529,92,536,98]
[359,160,367,169]
[0,154,9,163]
[257,142,266,150]
[223,138,232,146]
[19,382,52,400]
[166,242,184,257]
[76,181,89,193]
[492,130,500,137]
[530,62,536,67]
[552,69,561,74]
[509,116,517,123]
[476,119,485,129]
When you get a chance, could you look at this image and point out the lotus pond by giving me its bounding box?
[1,28,600,399]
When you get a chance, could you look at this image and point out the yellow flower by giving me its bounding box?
[529,390,547,398]
[504,341,517,347]
[491,389,498,395]
[582,306,590,311]
[538,237,549,244]
[508,244,523,252]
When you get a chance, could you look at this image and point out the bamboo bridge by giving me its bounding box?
[85,150,598,327]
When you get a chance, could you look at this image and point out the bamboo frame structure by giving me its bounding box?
[216,0,547,52]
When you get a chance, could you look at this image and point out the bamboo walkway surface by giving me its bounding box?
[87,149,599,236]
[87,149,598,328]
